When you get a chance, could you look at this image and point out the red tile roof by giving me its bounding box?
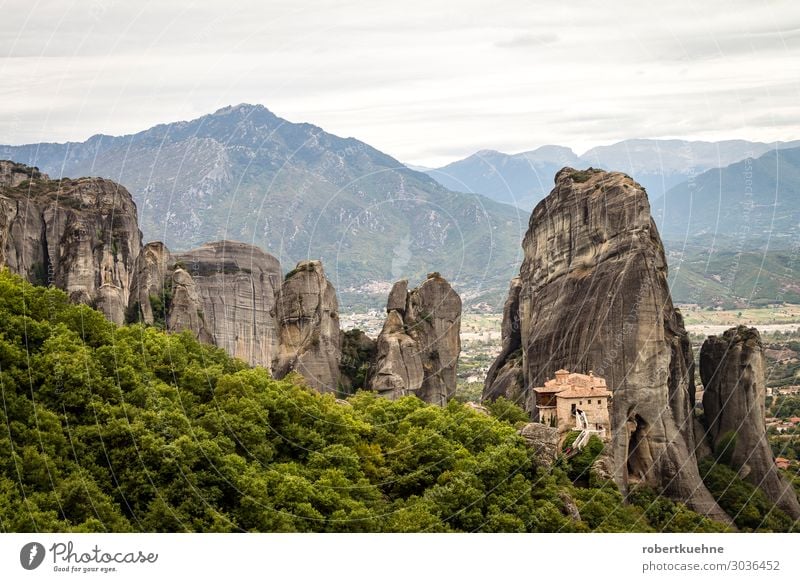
[532,370,611,398]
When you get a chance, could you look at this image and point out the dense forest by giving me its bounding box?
[0,270,792,532]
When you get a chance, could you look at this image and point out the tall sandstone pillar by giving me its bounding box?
[272,260,342,393]
[484,167,731,524]
[369,273,461,405]
[700,326,800,519]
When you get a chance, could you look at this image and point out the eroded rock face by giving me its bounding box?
[369,310,424,399]
[700,326,800,519]
[167,267,212,343]
[1,163,287,375]
[172,241,282,368]
[129,241,171,324]
[0,160,47,188]
[0,169,142,324]
[272,260,341,393]
[386,279,408,313]
[369,273,461,404]
[483,277,525,403]
[484,167,730,523]
[406,273,462,405]
[519,423,559,468]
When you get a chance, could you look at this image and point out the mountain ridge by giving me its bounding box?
[428,138,800,210]
[0,104,527,310]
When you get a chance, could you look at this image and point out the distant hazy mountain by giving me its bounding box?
[654,146,800,246]
[428,139,800,210]
[426,146,579,209]
[1,104,527,310]
[654,147,800,306]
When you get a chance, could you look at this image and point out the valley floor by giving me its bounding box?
[345,305,800,402]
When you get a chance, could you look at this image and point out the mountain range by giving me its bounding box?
[429,142,800,306]
[0,104,527,310]
[654,147,800,306]
[3,106,799,309]
[429,139,800,210]
[653,146,800,247]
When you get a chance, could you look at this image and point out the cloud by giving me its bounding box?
[494,32,559,49]
[0,0,798,166]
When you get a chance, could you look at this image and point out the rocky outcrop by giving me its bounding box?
[167,267,212,343]
[0,168,142,324]
[700,326,800,519]
[484,167,730,524]
[483,277,525,403]
[386,279,408,313]
[128,240,282,368]
[171,241,282,368]
[368,273,462,404]
[591,448,616,483]
[272,260,342,393]
[368,310,424,399]
[0,162,291,378]
[129,242,171,324]
[0,160,47,187]
[519,423,559,468]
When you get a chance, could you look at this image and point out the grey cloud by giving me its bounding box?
[1,0,799,166]
[494,32,559,48]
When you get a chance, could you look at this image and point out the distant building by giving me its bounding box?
[533,369,612,439]
[776,457,791,470]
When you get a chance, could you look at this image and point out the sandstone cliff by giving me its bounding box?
[483,277,524,403]
[129,240,283,369]
[272,260,342,393]
[369,274,461,405]
[171,241,282,368]
[369,308,424,399]
[167,266,213,343]
[700,326,800,519]
[129,241,171,324]
[484,167,730,523]
[0,160,47,188]
[0,166,141,324]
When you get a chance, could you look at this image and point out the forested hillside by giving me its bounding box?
[0,270,770,532]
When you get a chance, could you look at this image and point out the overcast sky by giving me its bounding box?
[1,0,799,166]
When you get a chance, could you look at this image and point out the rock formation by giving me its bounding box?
[338,328,377,393]
[386,279,408,312]
[369,308,425,399]
[483,277,524,403]
[700,326,800,519]
[369,273,462,405]
[484,167,731,523]
[170,241,282,368]
[0,167,141,324]
[128,240,282,368]
[0,160,47,188]
[0,161,333,389]
[519,423,559,468]
[272,260,342,393]
[129,241,172,325]
[167,267,213,343]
